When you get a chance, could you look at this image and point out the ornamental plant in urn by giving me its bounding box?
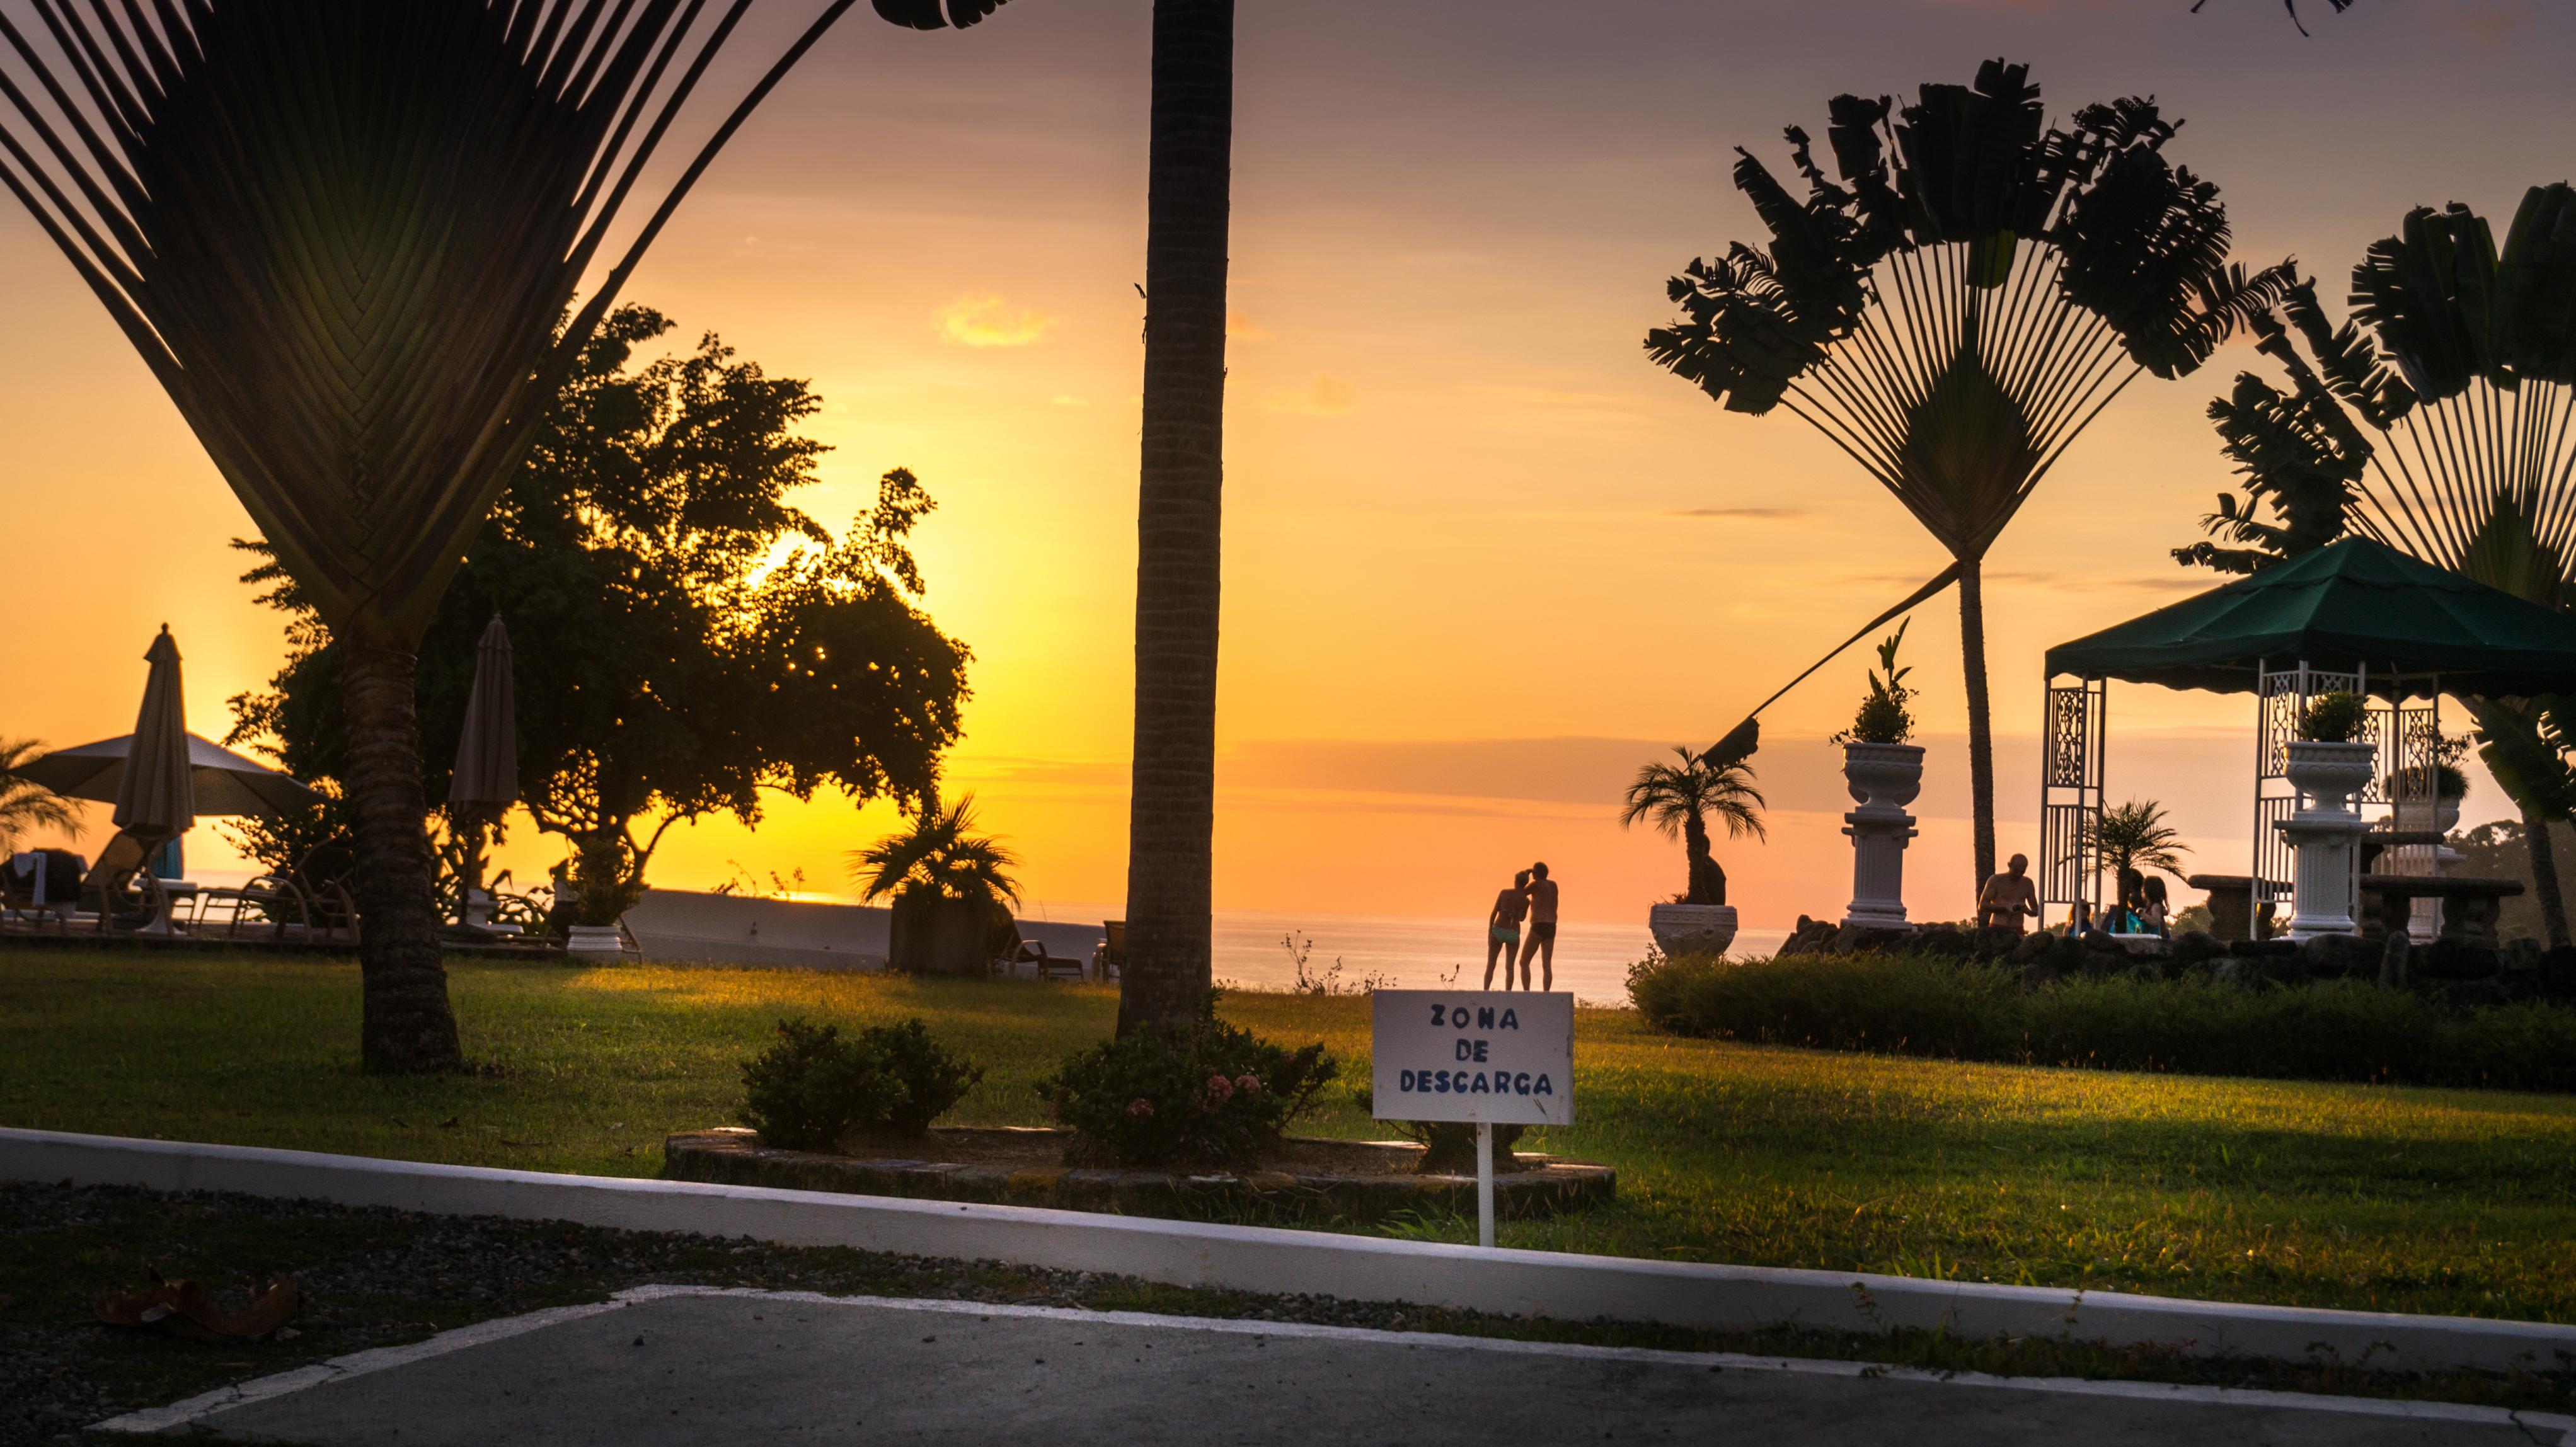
[2280,690,2376,939]
[1624,741,1766,957]
[1835,622,1923,932]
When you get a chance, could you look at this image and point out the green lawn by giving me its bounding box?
[6,947,2575,1325]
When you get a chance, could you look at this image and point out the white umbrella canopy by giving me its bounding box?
[20,731,323,820]
[112,626,193,838]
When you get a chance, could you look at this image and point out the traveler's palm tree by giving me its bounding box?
[1648,59,2289,897]
[0,1,994,1070]
[1619,746,1766,907]
[0,738,81,854]
[2179,183,2576,942]
[849,796,1022,907]
[2079,799,2190,882]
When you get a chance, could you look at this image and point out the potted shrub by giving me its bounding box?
[1623,743,1764,958]
[2284,690,2377,811]
[564,837,641,961]
[2387,732,2472,835]
[850,795,1021,976]
[1834,621,1923,930]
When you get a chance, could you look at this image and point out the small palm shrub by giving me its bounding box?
[738,1017,983,1150]
[1040,1016,1338,1167]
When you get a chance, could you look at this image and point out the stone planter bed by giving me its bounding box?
[662,1127,1614,1224]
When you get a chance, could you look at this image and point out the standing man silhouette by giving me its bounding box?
[1517,861,1560,991]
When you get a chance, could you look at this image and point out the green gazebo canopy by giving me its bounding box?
[2044,538,2576,697]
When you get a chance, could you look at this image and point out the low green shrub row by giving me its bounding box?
[740,1003,1342,1167]
[1629,951,2576,1092]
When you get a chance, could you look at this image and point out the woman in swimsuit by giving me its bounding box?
[1485,870,1532,989]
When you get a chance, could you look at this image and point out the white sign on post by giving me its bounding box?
[1371,990,1574,1249]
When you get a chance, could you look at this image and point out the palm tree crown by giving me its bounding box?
[850,796,1022,909]
[2080,799,2190,882]
[0,738,81,854]
[1648,59,2288,895]
[1620,746,1766,907]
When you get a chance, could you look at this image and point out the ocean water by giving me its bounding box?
[1020,901,1788,1007]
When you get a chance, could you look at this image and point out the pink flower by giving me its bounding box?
[1127,1098,1154,1118]
[1204,1074,1235,1102]
[1234,1074,1261,1095]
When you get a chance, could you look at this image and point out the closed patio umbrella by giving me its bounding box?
[449,616,518,812]
[446,616,517,927]
[112,627,193,842]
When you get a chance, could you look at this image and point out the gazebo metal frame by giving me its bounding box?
[2037,665,2443,932]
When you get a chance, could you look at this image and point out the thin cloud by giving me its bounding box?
[1266,374,1355,415]
[936,292,1054,348]
[1670,506,1809,520]
[1227,309,1273,341]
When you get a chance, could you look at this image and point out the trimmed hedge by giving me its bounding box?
[1629,951,2576,1092]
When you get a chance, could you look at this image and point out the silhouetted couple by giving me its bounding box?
[1484,862,1558,992]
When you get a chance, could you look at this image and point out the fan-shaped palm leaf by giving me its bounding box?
[1648,59,2288,893]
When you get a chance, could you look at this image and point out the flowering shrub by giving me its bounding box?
[1038,1017,1338,1167]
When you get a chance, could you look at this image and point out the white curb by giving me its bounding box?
[10,1126,2573,1375]
[93,1286,2576,1440]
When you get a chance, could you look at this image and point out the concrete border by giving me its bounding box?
[95,1287,2576,1440]
[11,1126,2575,1375]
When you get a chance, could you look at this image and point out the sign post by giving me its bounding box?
[1370,990,1573,1249]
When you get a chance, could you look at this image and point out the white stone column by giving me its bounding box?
[2280,740,2377,941]
[1840,743,1923,934]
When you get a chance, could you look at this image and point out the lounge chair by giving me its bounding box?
[76,830,172,933]
[1022,937,1085,982]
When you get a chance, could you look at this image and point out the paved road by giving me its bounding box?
[151,1290,2566,1446]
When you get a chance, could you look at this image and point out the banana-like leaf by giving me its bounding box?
[0,0,877,646]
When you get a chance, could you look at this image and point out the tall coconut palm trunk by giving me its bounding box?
[342,641,460,1068]
[1957,557,1998,891]
[1119,0,1234,1038]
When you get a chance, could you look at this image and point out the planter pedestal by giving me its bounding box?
[565,924,626,961]
[1840,743,1923,934]
[2279,740,2377,941]
[1648,903,1738,958]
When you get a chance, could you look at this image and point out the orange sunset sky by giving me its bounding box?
[4,0,2568,930]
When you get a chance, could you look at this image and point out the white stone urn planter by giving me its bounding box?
[1841,743,1923,932]
[565,924,626,961]
[2390,792,2467,941]
[1649,903,1739,958]
[2279,740,2376,940]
